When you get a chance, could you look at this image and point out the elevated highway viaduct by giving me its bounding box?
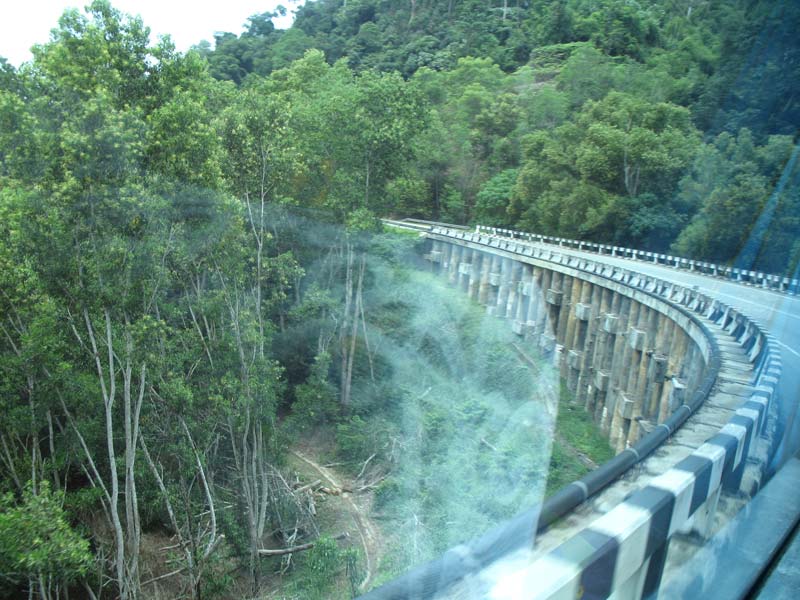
[364,221,798,600]
[474,226,800,474]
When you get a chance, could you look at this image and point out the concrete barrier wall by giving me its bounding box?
[475,225,800,295]
[496,376,781,600]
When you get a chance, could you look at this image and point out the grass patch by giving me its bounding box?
[545,385,615,495]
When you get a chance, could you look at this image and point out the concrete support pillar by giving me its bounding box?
[599,287,613,316]
[537,269,559,359]
[457,248,472,291]
[564,277,583,352]
[672,329,689,378]
[639,307,661,395]
[541,270,559,339]
[574,333,592,404]
[654,319,677,422]
[600,312,625,432]
[561,276,581,383]
[440,242,453,277]
[609,298,637,447]
[430,239,443,274]
[591,331,612,421]
[639,311,667,422]
[486,254,501,309]
[590,286,606,355]
[623,305,646,394]
[526,267,547,343]
[609,290,623,319]
[667,328,689,412]
[643,313,671,423]
[495,257,513,318]
[587,287,614,421]
[448,244,461,285]
[555,274,574,346]
[680,343,700,400]
[506,261,523,319]
[516,264,533,327]
[565,349,581,392]
[578,281,594,347]
[540,271,562,363]
[627,306,656,444]
[468,249,482,300]
[478,250,492,305]
[575,284,599,406]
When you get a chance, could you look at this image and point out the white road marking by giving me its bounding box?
[702,289,800,322]
[776,340,800,360]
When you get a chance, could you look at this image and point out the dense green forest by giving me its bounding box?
[0,0,797,598]
[203,0,800,273]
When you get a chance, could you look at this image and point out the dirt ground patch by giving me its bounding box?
[289,448,383,593]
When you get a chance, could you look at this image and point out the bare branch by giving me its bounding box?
[57,392,112,506]
[0,432,23,493]
[356,453,377,481]
[179,418,218,559]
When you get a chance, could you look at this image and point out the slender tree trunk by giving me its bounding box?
[0,319,32,495]
[364,156,371,209]
[85,310,127,599]
[79,309,144,600]
[221,279,269,596]
[122,335,145,598]
[357,258,375,382]
[46,410,60,491]
[347,257,364,404]
[340,244,355,406]
[27,376,38,495]
[243,188,267,360]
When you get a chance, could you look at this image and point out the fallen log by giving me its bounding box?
[294,479,322,494]
[258,532,349,557]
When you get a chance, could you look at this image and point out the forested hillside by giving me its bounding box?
[0,1,797,599]
[204,0,800,274]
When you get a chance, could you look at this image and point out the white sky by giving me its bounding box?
[0,1,305,66]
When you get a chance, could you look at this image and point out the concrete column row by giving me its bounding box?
[426,240,701,451]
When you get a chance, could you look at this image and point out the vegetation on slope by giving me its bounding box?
[202,0,800,274]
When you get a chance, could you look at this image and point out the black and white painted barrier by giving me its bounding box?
[476,225,800,295]
[360,226,782,599]
[492,386,779,599]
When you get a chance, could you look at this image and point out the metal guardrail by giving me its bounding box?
[382,218,472,233]
[382,218,433,232]
[477,225,800,295]
[360,226,781,600]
